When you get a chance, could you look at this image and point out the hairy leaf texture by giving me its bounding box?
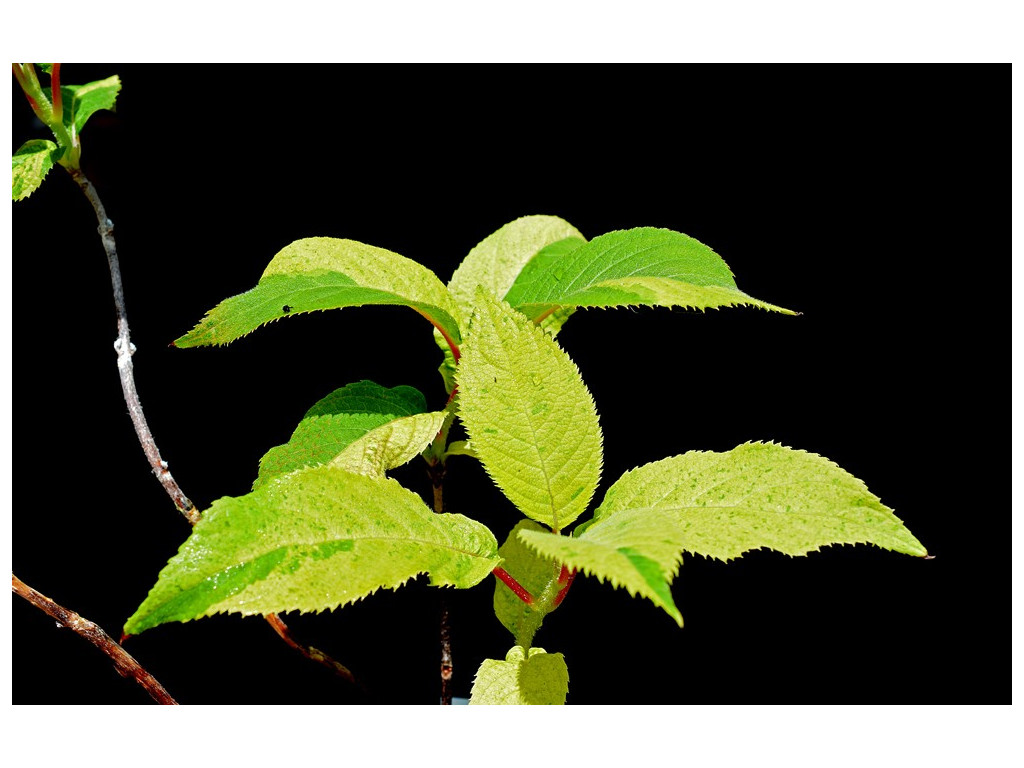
[175,237,462,347]
[457,289,602,530]
[520,442,927,626]
[124,467,500,635]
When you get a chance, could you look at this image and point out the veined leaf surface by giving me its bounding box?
[124,467,500,635]
[520,442,927,626]
[504,227,795,321]
[330,410,448,477]
[59,75,121,134]
[457,289,602,530]
[12,139,59,201]
[469,646,568,705]
[254,381,427,488]
[175,238,462,348]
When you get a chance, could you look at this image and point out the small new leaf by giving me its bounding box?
[175,238,462,348]
[12,139,59,201]
[504,227,795,320]
[520,442,927,626]
[469,646,569,705]
[457,289,602,530]
[59,75,121,134]
[124,467,501,636]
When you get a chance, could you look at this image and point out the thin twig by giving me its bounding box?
[65,164,361,691]
[12,574,177,704]
[264,613,364,691]
[67,168,199,525]
[428,460,454,704]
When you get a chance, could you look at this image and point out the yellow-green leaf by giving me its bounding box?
[469,646,568,705]
[12,139,59,201]
[521,442,927,626]
[124,467,500,636]
[436,215,586,391]
[457,289,602,530]
[330,410,448,477]
[254,381,428,489]
[176,237,462,348]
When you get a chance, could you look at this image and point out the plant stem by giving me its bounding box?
[13,63,76,165]
[492,566,535,604]
[12,574,177,704]
[65,164,361,693]
[50,64,63,127]
[67,167,199,525]
[553,566,577,607]
[428,459,454,704]
[264,613,364,692]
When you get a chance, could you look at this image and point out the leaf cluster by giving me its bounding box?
[12,64,121,199]
[119,214,927,704]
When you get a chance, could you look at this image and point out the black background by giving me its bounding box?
[11,65,1008,705]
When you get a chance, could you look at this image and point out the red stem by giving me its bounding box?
[493,566,534,605]
[50,63,62,122]
[13,64,43,117]
[533,307,557,325]
[553,566,577,607]
[413,309,461,364]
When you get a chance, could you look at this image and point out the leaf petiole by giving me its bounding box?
[493,566,534,605]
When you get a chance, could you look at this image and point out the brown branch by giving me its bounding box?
[428,459,454,704]
[264,613,364,691]
[63,165,362,693]
[12,574,177,704]
[68,167,199,525]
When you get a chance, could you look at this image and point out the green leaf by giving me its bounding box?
[469,646,568,705]
[330,410,448,477]
[60,75,121,134]
[522,237,588,336]
[448,215,586,316]
[36,64,54,74]
[124,466,501,636]
[504,227,796,321]
[12,139,59,201]
[436,215,586,390]
[175,238,463,348]
[520,442,927,626]
[457,289,602,530]
[254,381,427,488]
[303,379,427,418]
[494,520,561,644]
